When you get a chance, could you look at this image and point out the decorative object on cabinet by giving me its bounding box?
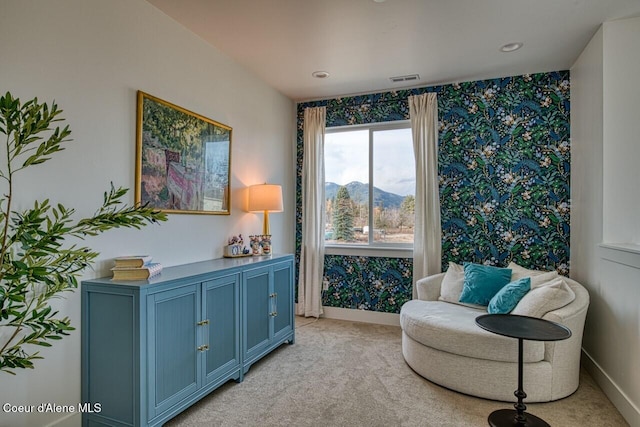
[81,255,295,427]
[247,234,272,256]
[113,255,153,268]
[250,235,261,255]
[135,91,232,215]
[0,92,167,375]
[260,235,272,255]
[224,234,250,257]
[224,245,251,257]
[247,183,283,235]
[111,262,163,280]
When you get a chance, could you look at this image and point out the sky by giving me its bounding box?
[324,127,415,196]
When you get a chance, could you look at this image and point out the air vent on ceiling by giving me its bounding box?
[389,74,420,83]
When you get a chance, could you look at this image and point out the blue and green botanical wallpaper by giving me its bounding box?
[296,71,571,314]
[323,256,414,312]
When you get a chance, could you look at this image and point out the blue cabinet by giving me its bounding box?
[242,261,295,373]
[148,284,201,419]
[273,262,294,342]
[81,255,294,427]
[203,275,240,385]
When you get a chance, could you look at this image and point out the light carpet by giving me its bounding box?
[166,317,628,427]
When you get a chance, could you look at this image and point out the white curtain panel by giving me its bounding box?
[409,93,442,298]
[297,106,326,317]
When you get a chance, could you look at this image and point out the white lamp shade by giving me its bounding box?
[247,184,283,212]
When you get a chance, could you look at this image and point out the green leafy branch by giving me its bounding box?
[0,92,167,374]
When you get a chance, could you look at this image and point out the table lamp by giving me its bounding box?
[247,183,283,235]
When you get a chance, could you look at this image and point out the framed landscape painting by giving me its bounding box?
[135,91,232,215]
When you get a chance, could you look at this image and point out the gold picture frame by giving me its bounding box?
[135,91,232,215]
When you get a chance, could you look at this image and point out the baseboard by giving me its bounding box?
[46,412,79,427]
[582,349,640,427]
[320,306,400,326]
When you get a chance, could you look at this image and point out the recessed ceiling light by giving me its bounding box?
[312,71,330,79]
[500,42,523,53]
[373,0,386,3]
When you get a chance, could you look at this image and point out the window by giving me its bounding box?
[324,122,415,249]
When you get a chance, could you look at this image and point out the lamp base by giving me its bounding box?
[262,210,270,236]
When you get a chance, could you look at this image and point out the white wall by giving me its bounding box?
[571,18,640,427]
[602,17,640,244]
[0,1,294,426]
[570,27,604,291]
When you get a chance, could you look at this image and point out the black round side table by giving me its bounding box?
[475,314,572,427]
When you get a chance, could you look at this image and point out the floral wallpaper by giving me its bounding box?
[323,256,413,312]
[296,71,571,314]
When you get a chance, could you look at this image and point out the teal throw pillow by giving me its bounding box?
[458,263,512,306]
[488,277,531,314]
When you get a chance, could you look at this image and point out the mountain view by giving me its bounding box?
[325,181,405,208]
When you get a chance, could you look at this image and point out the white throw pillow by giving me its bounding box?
[530,270,559,288]
[508,261,548,278]
[508,261,558,286]
[438,262,464,304]
[438,262,486,309]
[511,277,575,318]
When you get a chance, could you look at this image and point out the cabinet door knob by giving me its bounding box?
[269,311,278,317]
[197,344,210,352]
[197,319,210,326]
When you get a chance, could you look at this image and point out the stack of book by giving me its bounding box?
[111,255,162,281]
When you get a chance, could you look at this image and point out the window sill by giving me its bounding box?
[324,245,413,258]
[598,243,640,270]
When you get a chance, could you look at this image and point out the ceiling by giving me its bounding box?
[147,0,640,101]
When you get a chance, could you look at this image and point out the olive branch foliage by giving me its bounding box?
[0,92,167,374]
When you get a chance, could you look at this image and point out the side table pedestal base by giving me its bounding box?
[488,409,551,427]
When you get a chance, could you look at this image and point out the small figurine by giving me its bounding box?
[260,235,272,255]
[250,235,261,255]
[225,234,247,257]
[228,234,244,246]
